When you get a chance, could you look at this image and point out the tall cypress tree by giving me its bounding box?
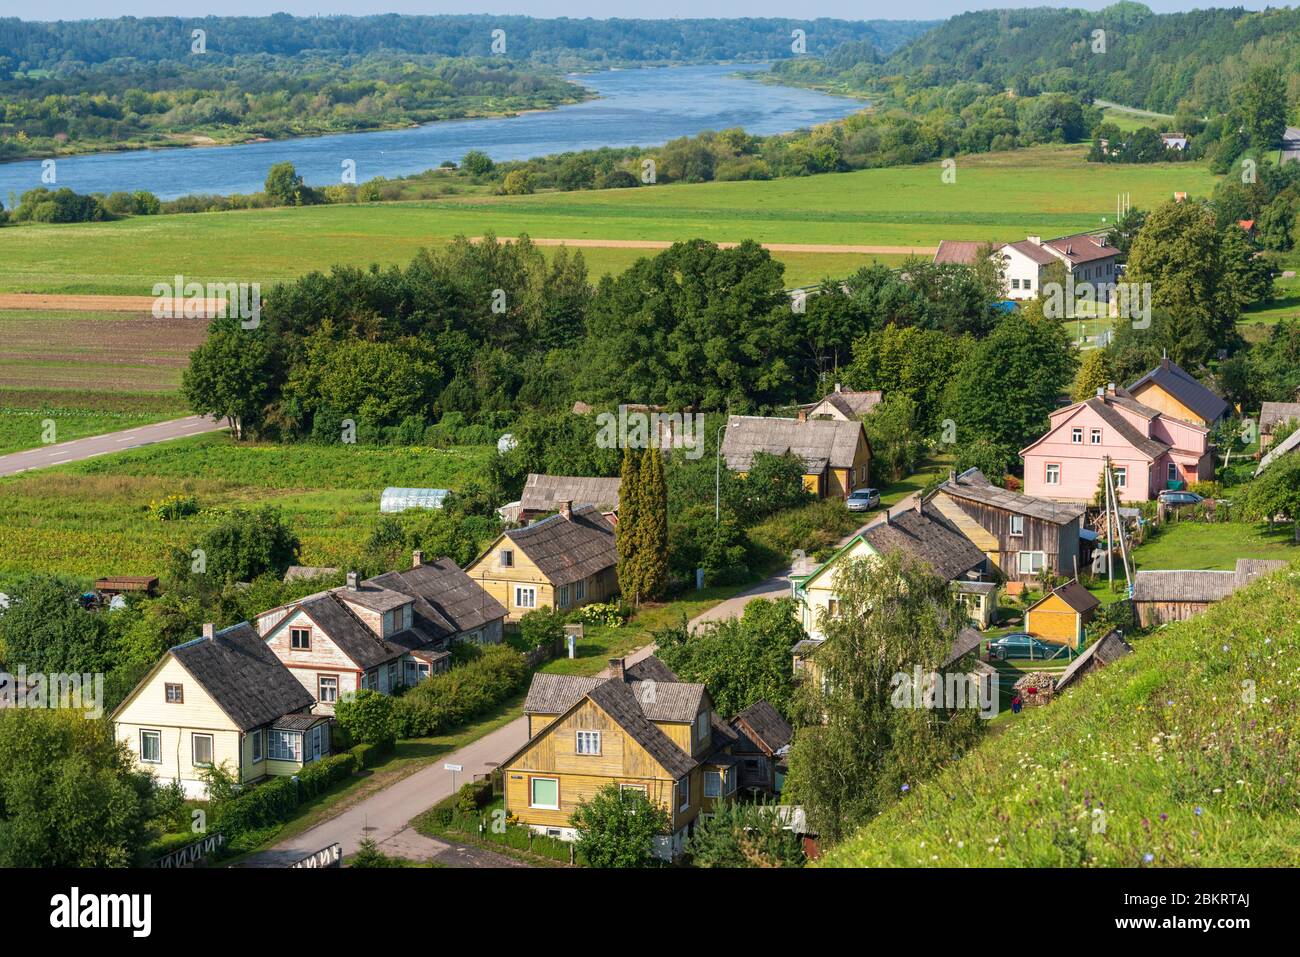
[639,447,669,600]
[616,448,644,605]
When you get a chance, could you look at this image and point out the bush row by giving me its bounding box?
[393,644,529,738]
[214,751,359,840]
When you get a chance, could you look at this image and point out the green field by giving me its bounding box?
[0,433,496,580]
[0,146,1218,295]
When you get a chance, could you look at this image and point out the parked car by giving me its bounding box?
[1157,490,1204,508]
[988,632,1071,661]
[846,487,880,512]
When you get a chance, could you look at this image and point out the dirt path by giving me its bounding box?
[0,293,227,313]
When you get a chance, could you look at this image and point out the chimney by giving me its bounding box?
[608,657,625,681]
[559,500,573,521]
[948,469,956,484]
[797,408,808,423]
[1160,356,1170,371]
[834,382,842,393]
[202,622,215,640]
[1096,386,1105,398]
[346,571,359,591]
[1027,235,1042,245]
[412,549,424,568]
[915,496,923,516]
[1106,382,1116,395]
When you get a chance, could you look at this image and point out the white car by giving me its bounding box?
[846,488,880,512]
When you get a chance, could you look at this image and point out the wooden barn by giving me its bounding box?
[1132,558,1288,627]
[1024,580,1101,650]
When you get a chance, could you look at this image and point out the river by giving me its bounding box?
[0,64,863,202]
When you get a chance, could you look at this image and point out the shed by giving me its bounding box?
[1132,558,1288,626]
[94,576,159,597]
[1055,629,1133,692]
[379,487,450,513]
[1024,580,1100,649]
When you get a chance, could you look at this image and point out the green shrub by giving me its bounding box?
[574,601,629,627]
[214,776,298,836]
[334,688,397,750]
[349,742,378,769]
[393,644,528,737]
[518,606,565,649]
[295,752,359,801]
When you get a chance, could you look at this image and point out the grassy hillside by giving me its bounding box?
[0,146,1217,295]
[820,563,1300,867]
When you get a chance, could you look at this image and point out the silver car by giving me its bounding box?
[846,487,880,512]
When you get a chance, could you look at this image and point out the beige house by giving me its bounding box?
[467,502,618,621]
[803,384,883,421]
[720,413,872,499]
[112,622,329,798]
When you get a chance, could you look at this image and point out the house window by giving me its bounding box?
[1114,467,1127,489]
[1071,427,1083,444]
[250,729,263,763]
[318,675,338,704]
[307,724,323,763]
[290,627,310,650]
[558,585,570,608]
[269,730,300,762]
[191,733,214,767]
[1167,462,1178,484]
[1090,428,1102,445]
[500,549,514,569]
[619,783,648,798]
[575,578,586,602]
[676,776,691,812]
[514,586,536,609]
[694,711,710,747]
[387,661,399,690]
[165,683,184,704]
[705,771,723,798]
[1017,551,1046,574]
[1045,463,1061,486]
[382,611,393,635]
[576,730,601,755]
[1023,277,1033,291]
[1011,278,1020,289]
[530,776,559,810]
[826,598,842,618]
[139,729,161,764]
[1010,515,1025,537]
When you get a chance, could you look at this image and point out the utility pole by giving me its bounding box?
[1103,456,1113,589]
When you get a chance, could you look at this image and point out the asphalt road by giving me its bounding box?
[0,415,225,478]
[1282,127,1300,166]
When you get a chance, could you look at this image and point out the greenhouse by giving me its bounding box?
[379,487,451,513]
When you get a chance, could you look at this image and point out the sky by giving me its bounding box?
[5,2,1282,22]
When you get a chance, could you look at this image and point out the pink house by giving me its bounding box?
[1021,385,1214,503]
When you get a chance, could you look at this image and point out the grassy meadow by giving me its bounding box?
[0,432,496,581]
[0,146,1218,295]
[820,562,1300,867]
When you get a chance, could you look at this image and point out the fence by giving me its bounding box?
[152,832,225,868]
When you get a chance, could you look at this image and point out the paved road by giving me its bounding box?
[0,415,225,478]
[240,713,530,867]
[1282,126,1300,166]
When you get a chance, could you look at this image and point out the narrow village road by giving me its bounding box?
[1282,126,1300,166]
[0,415,226,478]
[239,712,530,867]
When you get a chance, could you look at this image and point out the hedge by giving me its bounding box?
[213,752,361,840]
[393,644,528,738]
[295,752,359,801]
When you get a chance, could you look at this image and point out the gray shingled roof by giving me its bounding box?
[1127,359,1227,424]
[586,680,698,779]
[504,505,617,587]
[1260,402,1300,434]
[299,593,406,670]
[813,390,883,420]
[625,656,680,684]
[940,468,1085,524]
[1255,426,1300,477]
[1084,397,1171,461]
[333,582,411,613]
[861,506,988,582]
[520,474,621,513]
[1235,558,1289,586]
[1028,580,1101,615]
[732,701,793,754]
[169,622,315,732]
[720,414,864,472]
[628,679,706,722]
[1132,570,1238,602]
[369,558,506,641]
[523,673,606,714]
[942,626,987,668]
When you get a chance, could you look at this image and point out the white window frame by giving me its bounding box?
[514,586,536,609]
[676,776,691,812]
[558,585,570,608]
[139,729,162,764]
[250,728,263,763]
[269,729,300,762]
[1009,515,1025,537]
[1071,427,1083,444]
[619,783,648,799]
[1017,551,1046,575]
[165,682,183,704]
[1045,463,1060,486]
[1167,462,1177,483]
[191,733,214,768]
[1114,467,1127,489]
[576,730,602,755]
[318,675,338,703]
[704,771,722,798]
[1090,428,1102,445]
[530,776,560,810]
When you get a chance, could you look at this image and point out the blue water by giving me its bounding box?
[0,64,863,202]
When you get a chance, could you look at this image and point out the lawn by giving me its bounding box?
[0,145,1218,295]
[1123,519,1300,571]
[0,432,497,580]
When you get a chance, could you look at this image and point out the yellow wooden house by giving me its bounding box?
[1023,580,1101,650]
[1126,357,1228,428]
[466,502,618,621]
[500,656,745,860]
[720,413,872,500]
[111,622,331,798]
